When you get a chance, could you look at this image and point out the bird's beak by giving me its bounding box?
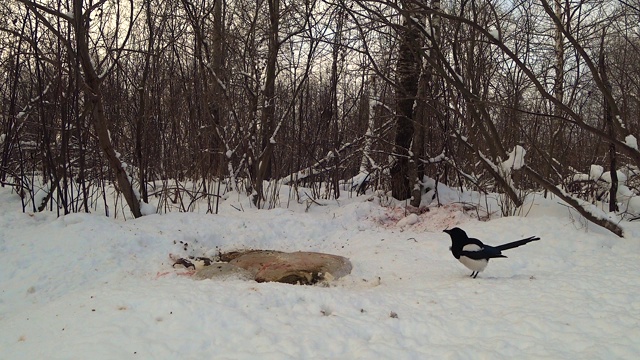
[443,229,450,234]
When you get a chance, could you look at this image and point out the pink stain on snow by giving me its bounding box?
[369,203,472,232]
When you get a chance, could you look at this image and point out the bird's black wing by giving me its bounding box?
[459,238,506,260]
[460,244,506,260]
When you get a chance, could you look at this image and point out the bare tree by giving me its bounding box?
[13,0,143,217]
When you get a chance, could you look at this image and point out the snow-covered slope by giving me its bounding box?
[1,187,639,359]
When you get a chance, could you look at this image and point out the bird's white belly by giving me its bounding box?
[458,256,488,272]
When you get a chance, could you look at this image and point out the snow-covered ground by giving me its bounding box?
[1,185,639,359]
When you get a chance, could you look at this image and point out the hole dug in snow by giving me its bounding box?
[172,250,353,286]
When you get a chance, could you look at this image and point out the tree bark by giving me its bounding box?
[546,0,566,188]
[253,0,280,207]
[600,32,618,212]
[410,0,440,208]
[391,3,422,200]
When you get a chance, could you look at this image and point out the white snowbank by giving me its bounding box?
[589,164,604,180]
[1,187,640,358]
[396,213,419,228]
[140,201,156,216]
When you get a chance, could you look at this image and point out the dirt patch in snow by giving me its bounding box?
[171,250,352,285]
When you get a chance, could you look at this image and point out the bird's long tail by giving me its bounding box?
[495,236,540,251]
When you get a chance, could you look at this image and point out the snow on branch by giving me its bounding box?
[280,142,357,185]
[502,145,526,171]
[625,135,638,150]
[568,164,640,218]
[454,132,523,207]
[524,165,624,237]
[556,187,624,236]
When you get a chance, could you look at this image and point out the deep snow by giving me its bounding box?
[1,186,639,359]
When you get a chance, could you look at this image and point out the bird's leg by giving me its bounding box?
[472,272,479,279]
[470,271,477,278]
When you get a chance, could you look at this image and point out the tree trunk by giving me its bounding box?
[212,0,225,179]
[359,77,377,177]
[334,10,344,199]
[391,3,422,200]
[73,0,142,218]
[546,0,566,192]
[411,0,440,208]
[253,0,279,207]
[600,32,618,212]
[136,0,154,204]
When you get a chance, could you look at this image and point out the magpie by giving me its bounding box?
[443,227,540,278]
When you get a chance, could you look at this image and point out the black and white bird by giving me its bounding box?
[443,227,540,278]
